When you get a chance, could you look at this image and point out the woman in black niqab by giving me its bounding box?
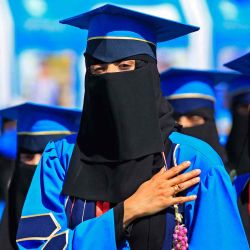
[63,54,177,249]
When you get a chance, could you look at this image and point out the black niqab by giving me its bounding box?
[226,107,249,175]
[8,161,36,245]
[63,57,175,203]
[176,107,229,168]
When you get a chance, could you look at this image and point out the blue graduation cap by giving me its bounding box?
[0,103,81,153]
[60,4,199,62]
[224,52,250,76]
[226,75,250,105]
[160,68,238,113]
[224,53,250,105]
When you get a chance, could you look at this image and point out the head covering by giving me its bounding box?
[160,68,236,168]
[0,102,81,153]
[224,52,250,76]
[0,103,81,249]
[227,75,250,106]
[60,4,199,62]
[161,68,237,113]
[60,5,199,249]
[224,57,250,175]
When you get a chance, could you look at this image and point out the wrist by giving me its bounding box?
[123,197,141,228]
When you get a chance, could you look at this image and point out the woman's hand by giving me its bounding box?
[123,161,200,227]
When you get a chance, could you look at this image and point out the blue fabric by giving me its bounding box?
[17,135,120,250]
[163,80,215,100]
[224,52,250,76]
[16,213,59,240]
[43,231,67,250]
[233,173,250,198]
[87,13,155,43]
[70,198,85,229]
[168,98,214,114]
[161,68,237,102]
[0,129,17,158]
[86,39,156,62]
[0,102,81,133]
[17,132,249,249]
[60,4,199,44]
[0,200,5,221]
[169,132,249,249]
[83,201,96,221]
[65,197,72,228]
[65,197,96,229]
[164,208,175,250]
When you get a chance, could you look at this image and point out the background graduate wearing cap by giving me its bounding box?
[160,68,236,171]
[225,54,250,175]
[225,53,250,244]
[0,103,81,250]
[16,5,248,250]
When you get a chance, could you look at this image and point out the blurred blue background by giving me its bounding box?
[0,0,249,143]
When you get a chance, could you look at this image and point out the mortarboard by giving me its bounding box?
[60,4,199,62]
[224,52,250,76]
[160,68,238,113]
[226,75,250,105]
[0,102,81,153]
[224,54,250,105]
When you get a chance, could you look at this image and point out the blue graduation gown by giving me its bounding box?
[16,132,249,249]
[0,200,4,221]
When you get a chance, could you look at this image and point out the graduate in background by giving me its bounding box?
[224,53,250,244]
[225,53,250,174]
[0,103,81,250]
[0,123,16,220]
[160,68,236,171]
[16,5,248,250]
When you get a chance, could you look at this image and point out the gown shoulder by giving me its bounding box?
[169,131,224,174]
[44,134,77,172]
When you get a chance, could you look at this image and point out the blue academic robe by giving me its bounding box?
[233,173,250,199]
[16,132,249,249]
[0,200,4,221]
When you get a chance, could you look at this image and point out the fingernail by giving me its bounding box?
[184,161,191,166]
[195,169,201,174]
[195,177,200,182]
[191,195,197,199]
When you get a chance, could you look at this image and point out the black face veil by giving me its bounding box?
[175,107,229,167]
[63,55,176,203]
[226,106,249,175]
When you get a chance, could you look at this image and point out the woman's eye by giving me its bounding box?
[90,65,106,74]
[191,116,199,121]
[189,116,205,125]
[20,154,35,162]
[118,63,133,70]
[94,67,105,73]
